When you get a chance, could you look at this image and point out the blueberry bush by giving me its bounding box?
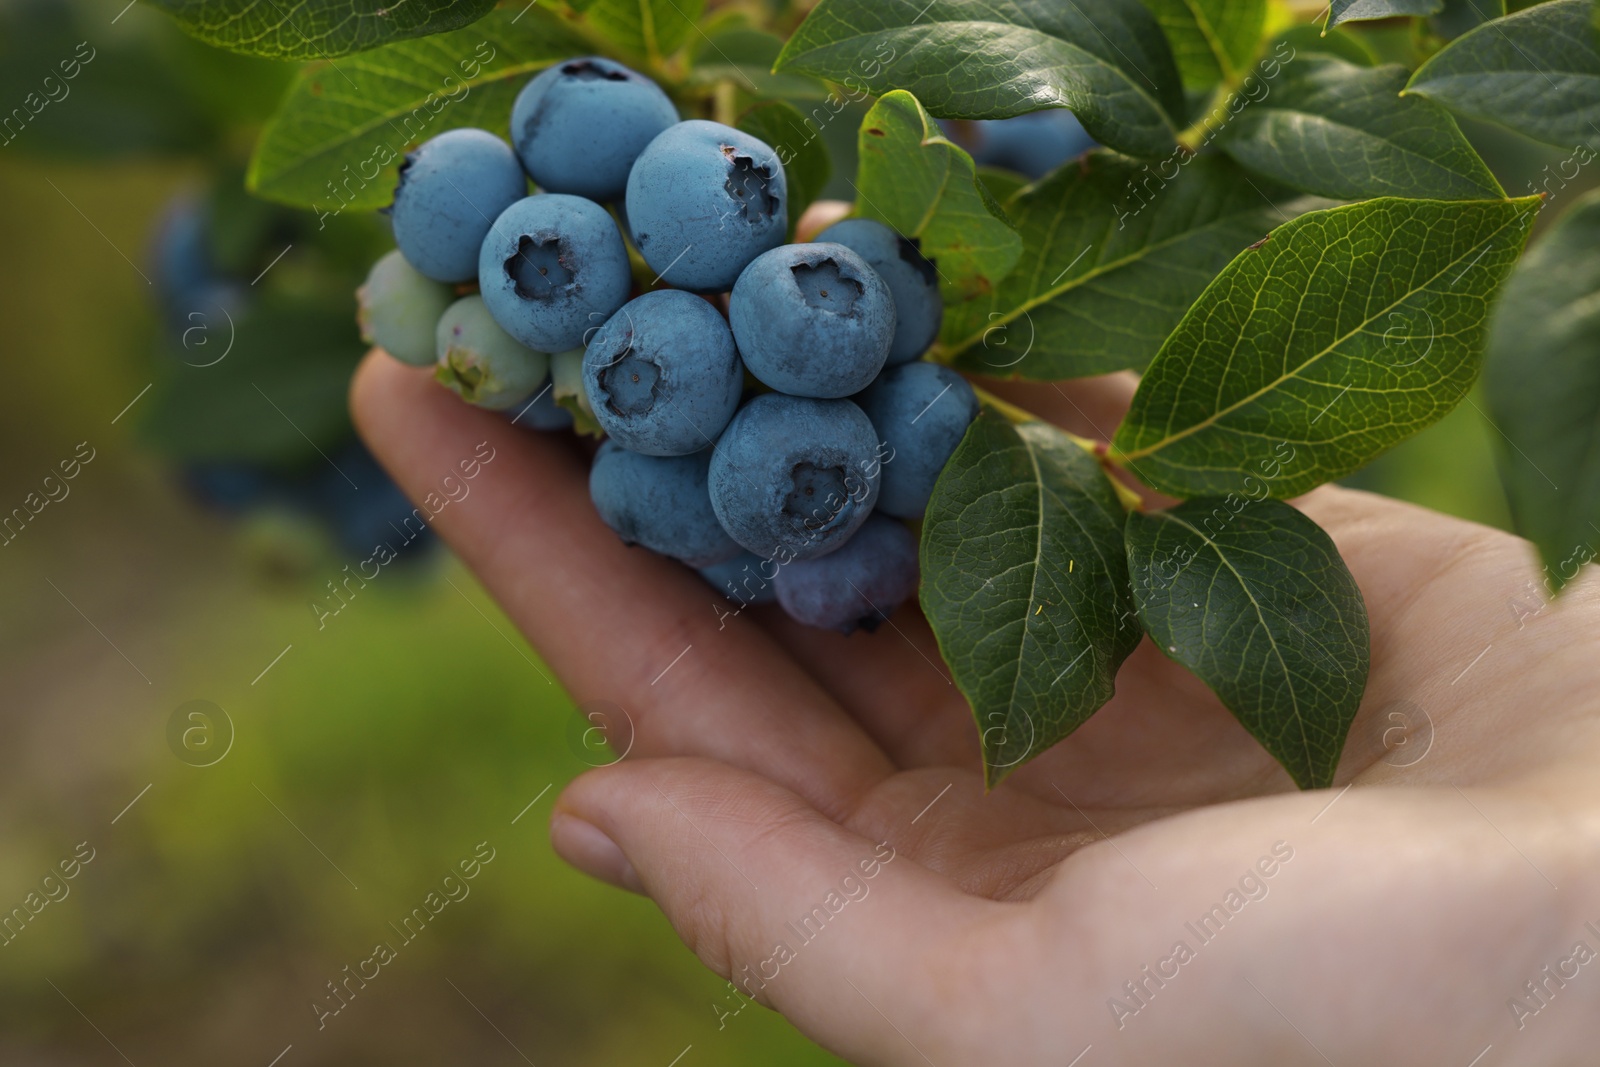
[146,0,1600,790]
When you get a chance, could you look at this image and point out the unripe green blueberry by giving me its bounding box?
[434,295,550,410]
[358,250,454,367]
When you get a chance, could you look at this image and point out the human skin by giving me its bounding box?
[350,205,1600,1066]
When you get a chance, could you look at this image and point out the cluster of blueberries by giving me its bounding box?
[357,57,981,633]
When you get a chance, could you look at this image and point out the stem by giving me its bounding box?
[714,79,739,127]
[1175,84,1232,152]
[971,385,1147,512]
[1106,472,1147,513]
[971,386,1100,455]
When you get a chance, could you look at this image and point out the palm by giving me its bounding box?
[352,353,1600,1066]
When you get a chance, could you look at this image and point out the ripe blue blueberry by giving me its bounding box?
[708,393,881,561]
[774,515,919,633]
[625,120,787,293]
[358,249,455,367]
[815,218,942,365]
[478,194,632,353]
[506,379,574,431]
[319,442,437,561]
[390,128,527,282]
[582,289,742,456]
[590,441,740,567]
[700,551,779,607]
[151,193,234,332]
[966,111,1095,179]
[181,461,270,515]
[729,242,895,398]
[434,295,550,410]
[855,362,979,519]
[511,57,679,203]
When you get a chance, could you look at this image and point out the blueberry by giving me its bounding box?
[151,193,215,326]
[625,120,787,293]
[505,379,574,431]
[700,551,779,606]
[181,461,271,515]
[815,219,942,365]
[582,289,742,455]
[318,441,436,561]
[511,57,679,203]
[855,362,979,519]
[434,295,550,410]
[173,279,250,357]
[708,393,881,561]
[729,242,894,398]
[478,194,633,353]
[390,128,527,283]
[589,441,740,567]
[358,249,455,367]
[969,111,1095,179]
[774,515,919,633]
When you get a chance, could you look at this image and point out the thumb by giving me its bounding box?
[551,756,1001,1064]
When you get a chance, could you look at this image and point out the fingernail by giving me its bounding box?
[550,813,643,894]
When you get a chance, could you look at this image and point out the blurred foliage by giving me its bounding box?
[0,0,291,158]
[0,1,845,1061]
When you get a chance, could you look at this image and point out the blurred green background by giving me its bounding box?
[0,0,1584,1063]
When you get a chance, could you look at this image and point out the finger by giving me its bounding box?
[973,369,1138,444]
[552,757,1011,1065]
[350,352,893,815]
[756,603,981,771]
[795,199,852,242]
[1294,484,1600,783]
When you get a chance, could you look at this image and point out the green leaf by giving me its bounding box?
[920,410,1142,788]
[737,99,833,232]
[938,152,1323,379]
[140,297,360,464]
[1485,188,1600,590]
[148,0,497,60]
[686,28,830,99]
[1327,0,1442,29]
[1273,24,1378,66]
[576,0,707,61]
[1217,57,1503,200]
[774,0,1186,159]
[248,8,589,212]
[854,91,1023,302]
[1431,0,1504,40]
[1406,0,1600,150]
[1112,196,1541,499]
[974,165,1031,205]
[1138,0,1267,89]
[1125,499,1370,790]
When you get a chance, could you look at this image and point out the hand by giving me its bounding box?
[351,316,1600,1067]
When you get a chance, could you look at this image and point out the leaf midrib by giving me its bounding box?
[944,199,1276,357]
[1152,509,1312,775]
[990,425,1123,771]
[1121,199,1531,460]
[1178,0,1241,84]
[999,423,1051,754]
